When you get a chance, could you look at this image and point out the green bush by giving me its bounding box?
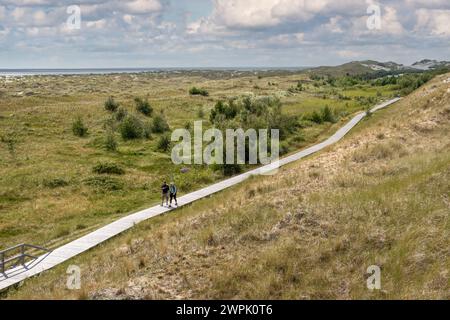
[72,116,88,137]
[189,87,209,96]
[210,100,239,123]
[309,111,323,124]
[105,131,118,151]
[152,115,170,133]
[157,133,171,152]
[321,106,336,123]
[120,115,143,140]
[212,163,242,176]
[134,97,153,116]
[104,96,119,112]
[92,162,125,175]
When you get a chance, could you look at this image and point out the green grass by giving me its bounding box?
[0,71,409,251]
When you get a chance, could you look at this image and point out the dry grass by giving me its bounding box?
[2,74,450,300]
[0,70,395,249]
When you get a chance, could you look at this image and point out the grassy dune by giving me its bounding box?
[0,71,397,249]
[3,73,449,299]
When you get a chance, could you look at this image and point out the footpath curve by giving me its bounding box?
[0,98,401,291]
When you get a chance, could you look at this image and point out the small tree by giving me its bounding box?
[321,106,336,123]
[119,115,143,140]
[72,116,88,137]
[310,111,323,124]
[134,97,153,116]
[104,96,119,112]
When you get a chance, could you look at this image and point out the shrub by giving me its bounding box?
[210,100,239,123]
[321,106,336,123]
[216,163,242,176]
[104,96,119,112]
[309,111,323,124]
[116,107,128,122]
[92,162,125,175]
[105,131,118,151]
[151,115,170,133]
[280,142,290,155]
[72,116,88,137]
[134,97,153,116]
[120,115,143,140]
[157,133,171,152]
[189,87,209,97]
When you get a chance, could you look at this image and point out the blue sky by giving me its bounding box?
[0,0,449,68]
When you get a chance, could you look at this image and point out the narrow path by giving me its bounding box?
[0,98,401,291]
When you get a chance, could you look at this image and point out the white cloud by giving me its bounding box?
[405,0,450,9]
[382,6,405,35]
[266,32,305,46]
[11,7,26,21]
[415,9,450,36]
[123,14,134,24]
[337,49,363,58]
[2,0,51,5]
[33,9,47,25]
[195,0,368,31]
[212,0,281,29]
[323,16,344,33]
[186,18,231,36]
[121,0,162,14]
[86,19,107,29]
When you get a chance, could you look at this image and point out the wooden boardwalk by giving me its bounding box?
[0,98,401,291]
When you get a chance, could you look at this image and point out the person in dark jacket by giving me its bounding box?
[161,181,169,207]
[169,182,178,207]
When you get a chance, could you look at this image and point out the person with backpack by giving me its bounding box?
[169,182,178,207]
[161,181,169,207]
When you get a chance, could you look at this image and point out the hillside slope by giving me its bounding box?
[5,73,450,300]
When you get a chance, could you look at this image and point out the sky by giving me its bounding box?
[0,0,449,68]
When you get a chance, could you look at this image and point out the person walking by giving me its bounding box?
[169,182,178,207]
[161,181,169,207]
